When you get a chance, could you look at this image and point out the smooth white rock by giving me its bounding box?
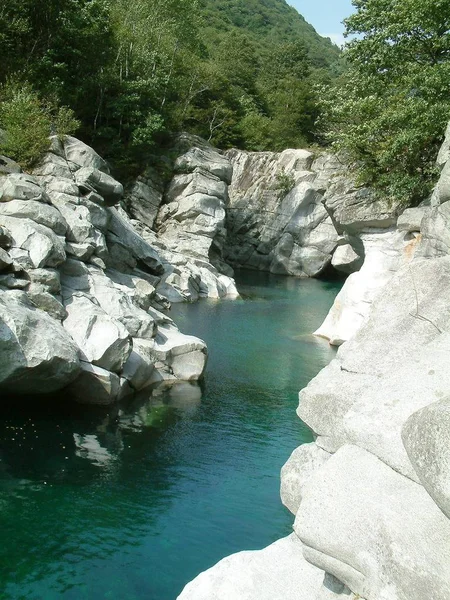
[331,243,362,274]
[152,325,207,381]
[121,338,156,391]
[87,271,155,339]
[0,173,46,203]
[0,199,68,235]
[62,136,109,173]
[280,443,331,515]
[315,228,419,345]
[0,215,66,268]
[33,152,73,179]
[75,167,123,205]
[417,200,450,257]
[175,139,233,184]
[403,398,450,519]
[300,257,450,475]
[63,292,131,372]
[68,362,120,405]
[295,445,450,600]
[107,208,163,274]
[49,194,96,244]
[397,207,429,232]
[177,534,326,600]
[166,169,227,203]
[323,176,399,234]
[0,291,80,393]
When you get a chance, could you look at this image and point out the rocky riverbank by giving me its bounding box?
[2,127,450,599]
[0,134,238,402]
[177,130,450,600]
[0,130,419,405]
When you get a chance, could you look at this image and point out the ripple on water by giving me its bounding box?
[0,272,340,600]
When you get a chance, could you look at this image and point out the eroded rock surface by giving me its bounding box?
[295,445,450,600]
[180,126,450,600]
[178,535,333,600]
[0,136,212,402]
[0,291,80,393]
[224,149,340,277]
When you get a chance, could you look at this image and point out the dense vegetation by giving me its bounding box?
[0,0,339,173]
[2,0,447,207]
[321,0,450,205]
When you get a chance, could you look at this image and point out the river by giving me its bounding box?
[0,271,340,600]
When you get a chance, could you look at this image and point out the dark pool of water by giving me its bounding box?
[0,271,340,600]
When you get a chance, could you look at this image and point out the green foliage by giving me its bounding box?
[0,0,114,113]
[0,0,342,172]
[0,82,79,167]
[319,0,450,206]
[190,1,341,150]
[198,0,340,70]
[274,167,296,199]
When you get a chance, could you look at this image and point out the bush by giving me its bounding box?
[0,82,79,167]
[274,167,296,199]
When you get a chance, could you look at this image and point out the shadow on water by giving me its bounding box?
[0,271,341,600]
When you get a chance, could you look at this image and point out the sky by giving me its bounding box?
[287,0,355,47]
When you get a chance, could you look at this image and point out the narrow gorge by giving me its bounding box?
[1,124,450,600]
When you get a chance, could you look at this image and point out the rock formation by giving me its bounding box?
[223,146,423,347]
[0,136,225,402]
[177,128,450,600]
[125,133,238,302]
[4,126,450,599]
[224,149,341,277]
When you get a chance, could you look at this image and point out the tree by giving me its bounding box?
[0,0,113,110]
[0,82,79,167]
[319,0,450,205]
[258,41,317,149]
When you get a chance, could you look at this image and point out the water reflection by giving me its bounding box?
[73,434,119,468]
[0,273,340,600]
[0,382,205,485]
[119,382,203,433]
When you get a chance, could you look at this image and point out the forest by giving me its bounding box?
[1,0,449,204]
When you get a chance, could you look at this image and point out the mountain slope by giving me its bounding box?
[200,0,340,70]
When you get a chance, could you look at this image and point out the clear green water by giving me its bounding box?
[0,271,340,600]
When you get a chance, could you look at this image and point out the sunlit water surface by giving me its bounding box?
[0,271,340,600]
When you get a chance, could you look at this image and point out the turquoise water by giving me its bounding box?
[0,271,340,600]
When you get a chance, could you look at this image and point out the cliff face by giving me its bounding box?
[178,132,450,600]
[224,146,423,346]
[0,135,239,402]
[224,149,340,277]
